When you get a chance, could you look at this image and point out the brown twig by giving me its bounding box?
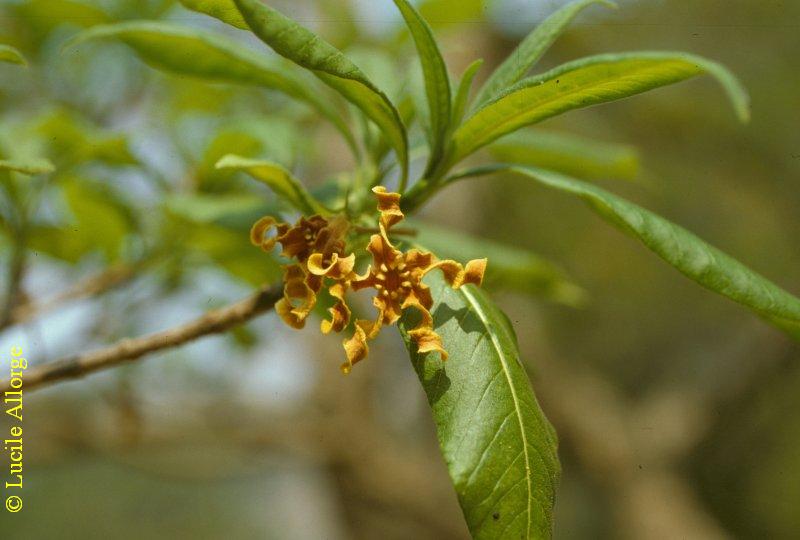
[1,283,283,393]
[0,232,26,328]
[3,263,138,330]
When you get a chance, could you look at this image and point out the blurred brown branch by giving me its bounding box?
[0,226,27,329]
[1,263,137,331]
[0,283,282,393]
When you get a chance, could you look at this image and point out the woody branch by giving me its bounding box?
[0,283,283,393]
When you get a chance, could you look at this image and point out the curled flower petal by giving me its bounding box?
[307,252,356,280]
[369,227,403,266]
[425,258,487,288]
[373,290,403,326]
[321,281,351,335]
[403,293,448,360]
[275,264,317,329]
[342,318,382,374]
[372,186,404,230]
[250,216,282,252]
[404,249,435,274]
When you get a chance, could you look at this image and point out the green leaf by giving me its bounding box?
[231,0,408,186]
[419,0,484,28]
[392,0,451,173]
[490,130,639,181]
[413,221,585,306]
[0,44,26,66]
[452,59,484,127]
[0,158,55,175]
[199,119,302,184]
[27,224,93,264]
[36,109,137,167]
[215,154,328,216]
[449,165,800,339]
[474,0,615,106]
[400,273,560,539]
[178,0,248,29]
[448,52,750,170]
[63,179,131,262]
[15,0,110,30]
[67,21,358,157]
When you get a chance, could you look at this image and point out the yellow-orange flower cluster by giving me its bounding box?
[250,187,487,374]
[250,214,353,332]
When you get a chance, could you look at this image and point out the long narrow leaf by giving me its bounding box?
[448,164,800,338]
[178,0,247,29]
[452,58,484,127]
[400,274,560,539]
[215,154,328,216]
[392,0,451,173]
[447,52,749,170]
[66,21,358,156]
[474,0,615,106]
[231,0,408,185]
[0,44,26,66]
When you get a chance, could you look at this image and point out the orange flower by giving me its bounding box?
[341,187,486,374]
[250,214,354,331]
[251,188,487,375]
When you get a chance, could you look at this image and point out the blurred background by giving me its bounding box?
[1,0,798,538]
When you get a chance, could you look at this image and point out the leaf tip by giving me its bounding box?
[214,153,239,170]
[554,282,589,308]
[736,99,752,124]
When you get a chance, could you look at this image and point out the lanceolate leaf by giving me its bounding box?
[400,273,560,540]
[392,0,452,173]
[231,0,409,185]
[0,44,26,66]
[0,158,55,175]
[448,52,750,170]
[452,59,484,127]
[67,22,357,156]
[413,221,585,306]
[178,0,247,29]
[474,0,615,106]
[215,154,328,216]
[449,165,800,338]
[490,130,639,181]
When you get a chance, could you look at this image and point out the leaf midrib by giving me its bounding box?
[458,285,533,539]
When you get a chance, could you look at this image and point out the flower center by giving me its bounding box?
[373,260,412,300]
